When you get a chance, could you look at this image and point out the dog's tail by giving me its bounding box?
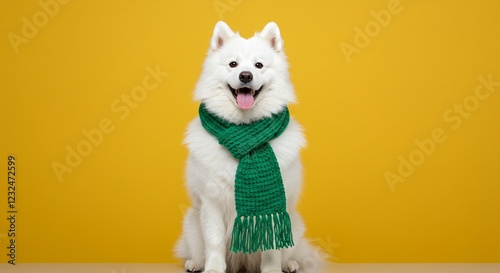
[295,239,328,273]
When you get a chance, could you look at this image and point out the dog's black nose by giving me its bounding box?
[239,71,253,83]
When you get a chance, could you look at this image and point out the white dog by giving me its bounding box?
[176,21,322,273]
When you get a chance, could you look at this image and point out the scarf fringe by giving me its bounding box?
[230,211,294,254]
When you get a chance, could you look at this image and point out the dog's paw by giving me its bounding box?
[184,259,203,272]
[204,270,224,273]
[281,260,299,273]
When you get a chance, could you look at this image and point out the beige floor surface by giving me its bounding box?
[0,263,499,273]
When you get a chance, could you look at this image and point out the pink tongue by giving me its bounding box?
[236,93,254,110]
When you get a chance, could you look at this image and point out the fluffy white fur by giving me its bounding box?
[176,21,323,273]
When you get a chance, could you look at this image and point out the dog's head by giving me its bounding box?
[194,21,295,124]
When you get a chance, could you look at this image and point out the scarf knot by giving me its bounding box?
[199,104,294,254]
[217,126,257,159]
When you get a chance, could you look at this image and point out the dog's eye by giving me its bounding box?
[229,61,238,68]
[255,62,263,69]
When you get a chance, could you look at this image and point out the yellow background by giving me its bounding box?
[1,0,500,263]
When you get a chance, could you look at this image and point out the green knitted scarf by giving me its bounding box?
[199,103,294,254]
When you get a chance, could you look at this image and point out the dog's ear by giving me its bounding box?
[210,21,235,51]
[259,22,283,52]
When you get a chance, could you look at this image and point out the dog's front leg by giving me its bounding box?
[261,249,282,273]
[200,197,226,273]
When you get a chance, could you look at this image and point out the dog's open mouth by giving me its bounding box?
[228,85,263,110]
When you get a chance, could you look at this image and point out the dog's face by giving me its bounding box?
[195,21,295,124]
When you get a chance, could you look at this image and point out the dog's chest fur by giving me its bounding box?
[184,117,305,211]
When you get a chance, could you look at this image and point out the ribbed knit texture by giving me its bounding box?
[199,103,294,254]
